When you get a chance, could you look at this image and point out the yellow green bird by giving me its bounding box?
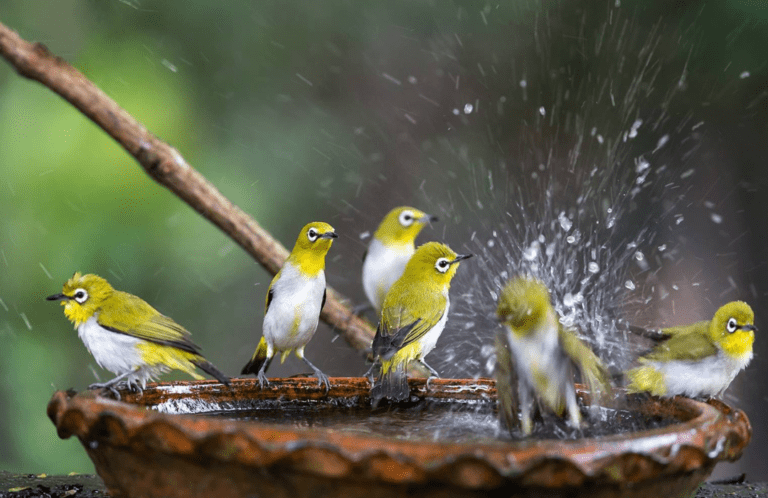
[241,222,337,391]
[626,301,756,398]
[362,207,437,314]
[47,272,229,397]
[370,241,472,403]
[495,276,611,435]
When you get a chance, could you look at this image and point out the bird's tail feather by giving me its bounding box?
[371,360,409,404]
[193,358,230,386]
[241,337,268,376]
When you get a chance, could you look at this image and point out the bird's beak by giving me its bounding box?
[450,253,474,264]
[421,214,439,224]
[46,293,70,301]
[742,324,758,332]
[321,231,338,239]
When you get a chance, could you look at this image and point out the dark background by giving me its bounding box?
[0,0,766,480]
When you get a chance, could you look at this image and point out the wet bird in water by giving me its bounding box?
[494,276,611,435]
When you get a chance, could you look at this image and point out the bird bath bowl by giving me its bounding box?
[47,378,750,498]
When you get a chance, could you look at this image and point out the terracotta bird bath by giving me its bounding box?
[47,378,750,498]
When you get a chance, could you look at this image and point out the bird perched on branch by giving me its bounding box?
[626,301,755,399]
[47,272,229,397]
[370,241,472,403]
[241,222,337,392]
[362,207,438,315]
[495,276,611,435]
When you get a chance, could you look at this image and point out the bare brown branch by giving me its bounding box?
[0,20,374,352]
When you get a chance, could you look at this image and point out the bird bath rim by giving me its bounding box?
[47,377,751,497]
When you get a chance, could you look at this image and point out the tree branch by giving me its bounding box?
[0,20,374,352]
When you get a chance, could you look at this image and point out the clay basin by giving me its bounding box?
[47,378,750,498]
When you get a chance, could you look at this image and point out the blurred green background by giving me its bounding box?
[1,0,767,482]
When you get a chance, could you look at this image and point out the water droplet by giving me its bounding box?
[658,244,667,252]
[588,262,599,273]
[408,76,418,84]
[558,212,573,232]
[519,79,527,88]
[452,108,460,115]
[359,231,370,240]
[464,103,474,114]
[539,106,546,116]
[710,213,723,224]
[740,71,750,79]
[625,280,636,290]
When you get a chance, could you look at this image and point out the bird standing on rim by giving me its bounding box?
[241,222,337,392]
[370,241,472,403]
[362,207,437,314]
[47,272,229,397]
[626,301,756,399]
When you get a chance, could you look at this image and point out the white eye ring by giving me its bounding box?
[726,318,738,333]
[398,210,416,227]
[73,288,89,304]
[435,257,451,273]
[307,228,319,242]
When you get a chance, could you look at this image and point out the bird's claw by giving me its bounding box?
[425,374,440,391]
[316,372,331,394]
[257,372,270,389]
[88,382,122,400]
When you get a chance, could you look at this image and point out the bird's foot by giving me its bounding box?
[425,374,440,391]
[88,382,122,400]
[257,372,270,389]
[315,371,331,394]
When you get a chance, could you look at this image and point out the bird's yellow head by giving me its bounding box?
[374,207,437,246]
[496,277,552,336]
[710,301,756,359]
[400,241,472,288]
[46,272,114,327]
[288,222,338,277]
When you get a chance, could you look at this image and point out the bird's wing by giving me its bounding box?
[558,325,612,401]
[97,291,200,354]
[264,270,281,314]
[495,330,520,431]
[640,330,717,362]
[321,288,326,310]
[372,294,446,359]
[628,320,709,341]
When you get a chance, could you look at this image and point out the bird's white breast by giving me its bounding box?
[78,315,144,376]
[506,319,560,388]
[417,295,450,359]
[652,348,753,398]
[362,238,413,311]
[263,262,325,351]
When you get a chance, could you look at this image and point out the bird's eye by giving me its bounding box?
[399,210,415,227]
[73,288,89,304]
[726,318,738,333]
[435,258,450,273]
[307,229,319,242]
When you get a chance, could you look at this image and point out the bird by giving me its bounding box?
[47,272,229,398]
[495,276,611,435]
[241,222,337,392]
[370,241,472,403]
[361,207,438,315]
[626,301,756,399]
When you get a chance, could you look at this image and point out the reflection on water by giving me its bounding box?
[204,399,674,442]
